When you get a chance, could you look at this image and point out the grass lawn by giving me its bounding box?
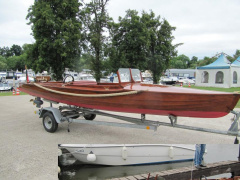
[0,91,28,96]
[183,85,240,93]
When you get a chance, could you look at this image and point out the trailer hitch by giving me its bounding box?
[31,97,43,108]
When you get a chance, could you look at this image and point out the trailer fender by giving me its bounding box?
[39,107,62,123]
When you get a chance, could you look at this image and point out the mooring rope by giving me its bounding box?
[34,83,139,97]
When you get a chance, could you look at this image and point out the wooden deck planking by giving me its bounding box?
[125,176,138,180]
[110,161,240,180]
[133,175,146,180]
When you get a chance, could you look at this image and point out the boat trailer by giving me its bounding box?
[33,97,240,142]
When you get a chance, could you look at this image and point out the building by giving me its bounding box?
[165,69,196,79]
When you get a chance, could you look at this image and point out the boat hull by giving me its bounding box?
[60,144,195,166]
[19,82,240,118]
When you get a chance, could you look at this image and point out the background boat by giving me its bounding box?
[0,82,12,91]
[59,145,240,180]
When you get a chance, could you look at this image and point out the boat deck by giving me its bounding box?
[42,81,238,94]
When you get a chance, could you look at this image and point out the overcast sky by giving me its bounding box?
[0,0,239,59]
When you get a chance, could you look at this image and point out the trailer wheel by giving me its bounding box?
[42,112,58,133]
[84,113,96,120]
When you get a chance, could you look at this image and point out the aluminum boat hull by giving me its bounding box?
[59,144,195,166]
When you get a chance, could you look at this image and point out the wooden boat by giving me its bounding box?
[19,68,240,118]
[59,144,195,166]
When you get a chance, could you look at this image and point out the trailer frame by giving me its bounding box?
[34,97,240,142]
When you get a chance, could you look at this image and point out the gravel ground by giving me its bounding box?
[0,95,239,179]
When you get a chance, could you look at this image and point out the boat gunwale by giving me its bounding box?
[22,82,240,97]
[35,84,127,93]
[60,144,195,151]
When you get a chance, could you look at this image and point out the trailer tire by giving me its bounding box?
[84,113,96,120]
[42,112,58,133]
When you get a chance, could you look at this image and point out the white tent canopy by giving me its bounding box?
[195,54,240,88]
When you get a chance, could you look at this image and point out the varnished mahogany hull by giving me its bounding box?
[19,82,240,118]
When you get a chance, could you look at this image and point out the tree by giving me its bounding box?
[109,10,178,83]
[6,55,25,71]
[170,54,190,69]
[0,47,12,58]
[23,43,43,73]
[189,56,198,69]
[82,0,111,82]
[10,44,22,56]
[108,10,148,72]
[26,0,82,80]
[0,45,22,58]
[77,53,92,72]
[191,56,198,64]
[0,56,7,70]
[144,13,178,84]
[233,49,240,60]
[197,56,216,67]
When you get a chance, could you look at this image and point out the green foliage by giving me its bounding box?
[26,0,82,80]
[0,44,25,71]
[76,54,92,72]
[170,54,190,69]
[5,55,24,71]
[2,0,239,81]
[0,45,22,58]
[10,45,22,56]
[148,18,178,83]
[82,0,111,82]
[109,10,177,83]
[108,10,148,72]
[23,43,45,73]
[147,49,240,71]
[233,49,240,61]
[0,56,7,70]
[197,56,216,67]
[189,56,198,68]
[0,47,12,58]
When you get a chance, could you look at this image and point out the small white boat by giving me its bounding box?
[64,71,79,81]
[78,73,96,81]
[160,76,178,85]
[18,76,35,83]
[59,144,195,166]
[177,78,195,85]
[0,82,12,91]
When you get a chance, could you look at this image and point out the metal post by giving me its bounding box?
[234,137,239,144]
[238,144,240,161]
[141,114,145,122]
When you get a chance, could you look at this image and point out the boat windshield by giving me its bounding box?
[118,68,142,83]
[118,68,131,82]
[131,69,141,82]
